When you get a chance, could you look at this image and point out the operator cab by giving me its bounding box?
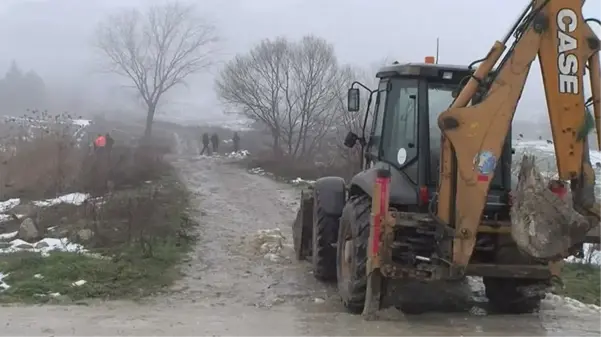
[346,59,512,218]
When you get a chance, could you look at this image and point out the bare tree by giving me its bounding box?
[216,35,343,160]
[216,37,290,156]
[95,1,218,138]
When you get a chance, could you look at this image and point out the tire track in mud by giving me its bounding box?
[165,154,331,308]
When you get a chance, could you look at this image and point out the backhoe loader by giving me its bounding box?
[292,0,600,315]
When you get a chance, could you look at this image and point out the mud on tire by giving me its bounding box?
[336,194,370,314]
[312,189,339,282]
[483,244,548,314]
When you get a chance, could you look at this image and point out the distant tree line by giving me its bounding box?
[0,60,46,115]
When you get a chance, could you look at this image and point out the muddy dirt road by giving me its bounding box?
[0,152,599,335]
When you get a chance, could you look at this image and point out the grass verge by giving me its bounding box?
[0,171,196,304]
[555,262,600,306]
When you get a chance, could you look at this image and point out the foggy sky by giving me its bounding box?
[0,0,599,124]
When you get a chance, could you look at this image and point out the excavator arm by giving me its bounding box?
[436,0,600,268]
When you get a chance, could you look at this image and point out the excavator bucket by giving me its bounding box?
[510,155,597,260]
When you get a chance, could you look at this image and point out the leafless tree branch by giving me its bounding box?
[216,35,344,160]
[94,1,218,137]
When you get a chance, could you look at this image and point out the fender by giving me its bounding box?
[312,176,347,217]
[349,162,418,206]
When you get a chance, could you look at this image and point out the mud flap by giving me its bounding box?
[362,268,383,319]
[293,190,313,260]
[510,155,597,260]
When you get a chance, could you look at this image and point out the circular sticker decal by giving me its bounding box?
[397,148,407,165]
[474,151,497,175]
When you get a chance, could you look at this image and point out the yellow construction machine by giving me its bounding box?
[292,0,600,315]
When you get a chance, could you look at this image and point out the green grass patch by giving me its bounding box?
[556,262,600,306]
[0,170,196,304]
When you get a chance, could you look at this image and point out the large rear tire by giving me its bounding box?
[312,189,339,282]
[336,194,371,314]
[483,244,548,314]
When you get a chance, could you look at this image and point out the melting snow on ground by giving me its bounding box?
[0,233,97,293]
[545,293,601,313]
[71,119,91,127]
[0,272,9,290]
[0,233,90,292]
[198,150,250,160]
[0,199,20,213]
[291,177,315,186]
[226,150,250,159]
[32,193,90,207]
[0,192,91,223]
[0,191,93,291]
[251,228,293,263]
[0,237,85,256]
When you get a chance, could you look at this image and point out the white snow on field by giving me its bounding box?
[249,167,266,175]
[513,140,601,178]
[0,193,90,223]
[544,293,601,313]
[0,235,91,292]
[226,150,250,159]
[0,272,9,290]
[514,140,601,161]
[0,235,89,292]
[0,198,20,213]
[31,193,90,207]
[291,177,315,186]
[0,237,85,256]
[0,231,17,240]
[0,192,91,223]
[71,119,91,127]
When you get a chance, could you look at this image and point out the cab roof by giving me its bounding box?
[376,62,474,81]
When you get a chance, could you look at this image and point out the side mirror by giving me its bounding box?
[344,131,359,148]
[347,88,360,112]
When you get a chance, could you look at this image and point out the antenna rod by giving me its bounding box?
[435,37,440,64]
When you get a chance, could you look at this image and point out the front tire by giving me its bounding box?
[336,194,371,314]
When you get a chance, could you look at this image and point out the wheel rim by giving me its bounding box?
[340,232,352,284]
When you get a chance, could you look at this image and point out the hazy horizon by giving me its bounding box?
[0,0,598,127]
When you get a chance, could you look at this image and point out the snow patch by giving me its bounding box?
[0,237,86,256]
[291,177,315,186]
[226,150,250,159]
[0,231,18,240]
[250,228,293,262]
[0,272,9,290]
[249,167,266,175]
[544,293,601,313]
[71,119,91,127]
[0,235,98,292]
[32,193,90,207]
[0,198,20,213]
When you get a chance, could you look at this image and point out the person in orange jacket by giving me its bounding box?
[94,134,106,153]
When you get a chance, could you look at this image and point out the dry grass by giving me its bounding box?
[0,116,85,200]
[0,111,196,303]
